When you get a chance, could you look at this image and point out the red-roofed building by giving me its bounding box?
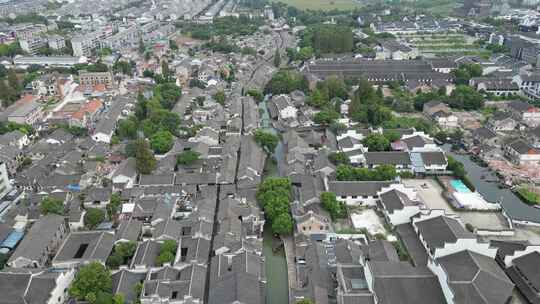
[71,98,104,128]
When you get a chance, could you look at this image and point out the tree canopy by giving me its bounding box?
[362,133,391,152]
[150,130,174,154]
[156,240,177,266]
[135,139,157,174]
[264,70,308,95]
[447,85,484,110]
[176,150,200,166]
[451,63,483,85]
[336,164,397,181]
[84,208,105,229]
[257,178,293,235]
[321,192,347,220]
[40,197,64,215]
[254,129,279,154]
[69,262,112,302]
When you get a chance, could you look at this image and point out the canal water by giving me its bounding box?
[259,96,289,304]
[443,145,540,223]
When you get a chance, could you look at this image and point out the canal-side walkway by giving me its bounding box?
[283,235,297,301]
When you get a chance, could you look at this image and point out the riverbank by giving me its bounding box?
[443,145,540,224]
[259,96,291,304]
[263,224,290,304]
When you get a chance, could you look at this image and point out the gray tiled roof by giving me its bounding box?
[438,250,514,304]
[8,215,65,265]
[420,151,447,166]
[329,181,393,196]
[364,152,411,165]
[370,261,446,304]
[0,271,31,304]
[115,218,142,242]
[112,269,147,303]
[415,216,475,253]
[53,231,115,265]
[139,173,175,186]
[510,251,540,293]
[131,240,161,268]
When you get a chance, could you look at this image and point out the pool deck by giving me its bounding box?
[403,178,511,231]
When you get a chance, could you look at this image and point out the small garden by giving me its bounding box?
[515,186,540,206]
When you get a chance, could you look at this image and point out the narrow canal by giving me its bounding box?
[259,97,289,304]
[443,145,540,223]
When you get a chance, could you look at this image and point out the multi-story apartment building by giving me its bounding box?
[48,35,66,50]
[79,70,113,88]
[19,37,47,54]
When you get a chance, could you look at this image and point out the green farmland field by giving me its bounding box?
[272,0,362,11]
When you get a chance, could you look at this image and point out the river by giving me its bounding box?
[443,145,540,223]
[259,97,289,304]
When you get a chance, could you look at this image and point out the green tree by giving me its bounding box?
[254,129,279,154]
[451,63,483,85]
[40,197,64,215]
[448,85,484,110]
[257,178,293,235]
[170,39,178,50]
[150,130,174,154]
[313,110,339,125]
[149,109,181,135]
[154,82,181,109]
[161,60,170,81]
[336,164,397,181]
[0,64,6,78]
[246,89,264,103]
[383,130,401,142]
[320,192,346,220]
[84,208,105,229]
[115,241,137,259]
[271,212,293,235]
[135,139,156,174]
[328,152,350,166]
[0,253,7,270]
[112,294,125,304]
[106,192,122,218]
[106,253,123,269]
[7,69,21,92]
[138,38,145,54]
[156,240,177,265]
[214,90,226,105]
[362,133,391,151]
[0,80,18,107]
[69,262,112,301]
[176,150,200,165]
[297,46,314,61]
[319,76,348,100]
[274,49,281,67]
[264,70,308,95]
[310,24,353,54]
[308,88,328,108]
[116,118,137,140]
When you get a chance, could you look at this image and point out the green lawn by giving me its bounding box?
[272,0,362,11]
[516,186,540,206]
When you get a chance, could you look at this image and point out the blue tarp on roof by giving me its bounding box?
[0,230,24,249]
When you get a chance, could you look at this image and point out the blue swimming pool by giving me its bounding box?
[451,180,472,193]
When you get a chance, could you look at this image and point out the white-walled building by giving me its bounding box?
[328,181,394,207]
[378,184,423,226]
[412,211,497,259]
